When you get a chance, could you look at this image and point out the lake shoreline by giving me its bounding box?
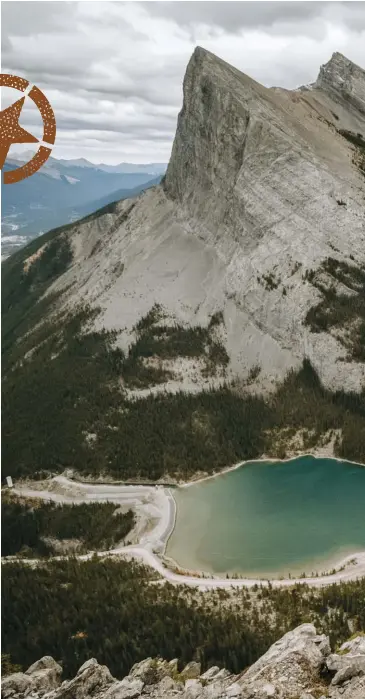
[180,452,365,489]
[168,454,365,579]
[7,455,365,588]
[161,547,364,583]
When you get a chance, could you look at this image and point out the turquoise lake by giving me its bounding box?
[166,456,365,577]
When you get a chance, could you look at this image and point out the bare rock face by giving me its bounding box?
[179,661,201,681]
[315,51,365,116]
[103,677,144,699]
[19,48,365,393]
[162,47,365,391]
[337,634,365,656]
[3,626,365,699]
[1,673,33,699]
[49,658,114,699]
[127,657,179,686]
[237,624,330,698]
[326,634,365,699]
[2,657,62,698]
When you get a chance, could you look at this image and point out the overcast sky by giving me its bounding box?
[2,1,365,164]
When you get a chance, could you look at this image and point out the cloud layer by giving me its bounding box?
[2,1,365,164]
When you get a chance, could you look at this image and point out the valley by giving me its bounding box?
[1,156,165,258]
[2,43,365,588]
[2,48,365,564]
[2,45,365,698]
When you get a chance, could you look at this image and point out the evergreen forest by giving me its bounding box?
[2,496,134,557]
[2,558,365,679]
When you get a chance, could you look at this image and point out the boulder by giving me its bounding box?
[328,656,365,685]
[51,658,114,699]
[183,679,203,699]
[128,658,172,685]
[325,634,365,691]
[76,659,100,676]
[211,669,231,681]
[338,635,365,656]
[200,667,220,682]
[104,678,143,699]
[2,657,62,698]
[328,676,365,699]
[209,667,231,682]
[1,672,32,698]
[238,624,330,698]
[128,659,155,683]
[25,657,61,675]
[167,659,179,674]
[180,662,201,682]
[156,676,178,693]
[25,656,62,694]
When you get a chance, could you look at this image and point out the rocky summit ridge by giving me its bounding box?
[2,625,365,699]
[15,49,365,392]
[314,51,365,118]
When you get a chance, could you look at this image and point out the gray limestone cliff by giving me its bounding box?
[314,51,365,116]
[2,625,365,699]
[17,49,365,392]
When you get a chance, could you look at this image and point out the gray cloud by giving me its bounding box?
[143,2,365,35]
[1,1,365,164]
[1,2,74,40]
[143,1,331,33]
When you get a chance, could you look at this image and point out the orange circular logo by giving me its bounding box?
[0,74,56,184]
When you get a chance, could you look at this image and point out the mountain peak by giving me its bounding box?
[327,51,361,67]
[5,48,365,398]
[192,45,209,59]
[164,45,269,211]
[315,51,365,115]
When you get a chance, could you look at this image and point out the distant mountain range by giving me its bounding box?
[1,155,166,258]
[55,158,167,175]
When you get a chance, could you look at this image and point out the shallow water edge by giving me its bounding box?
[165,454,365,579]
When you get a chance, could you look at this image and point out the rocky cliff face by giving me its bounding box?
[3,625,365,699]
[162,47,365,390]
[315,51,365,116]
[10,49,365,392]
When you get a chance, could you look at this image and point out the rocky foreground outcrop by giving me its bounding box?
[3,625,365,699]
